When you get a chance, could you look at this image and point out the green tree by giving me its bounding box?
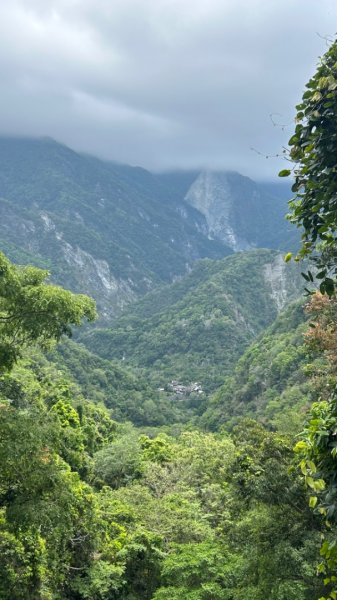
[93,426,143,489]
[0,252,100,598]
[230,421,322,600]
[0,251,96,371]
[152,541,238,600]
[293,297,337,600]
[282,40,337,295]
[283,38,337,599]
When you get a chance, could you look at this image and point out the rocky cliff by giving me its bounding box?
[0,137,295,320]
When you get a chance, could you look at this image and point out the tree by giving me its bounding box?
[283,38,337,600]
[152,541,237,600]
[93,428,143,489]
[294,294,337,600]
[0,251,96,371]
[0,252,99,598]
[282,40,337,295]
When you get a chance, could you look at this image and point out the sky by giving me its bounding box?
[0,0,336,179]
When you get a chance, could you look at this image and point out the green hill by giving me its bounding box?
[82,249,303,398]
[48,339,197,427]
[199,300,319,434]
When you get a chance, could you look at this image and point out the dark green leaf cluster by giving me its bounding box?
[282,39,337,599]
[285,40,337,295]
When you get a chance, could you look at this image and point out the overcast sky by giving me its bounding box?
[0,0,335,178]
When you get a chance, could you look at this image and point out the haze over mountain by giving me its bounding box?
[0,0,334,178]
[0,136,296,319]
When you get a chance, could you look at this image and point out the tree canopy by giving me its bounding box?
[282,40,337,295]
[283,38,337,600]
[0,251,96,371]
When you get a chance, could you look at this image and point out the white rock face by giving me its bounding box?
[264,254,290,311]
[61,241,135,319]
[40,212,56,232]
[184,171,251,251]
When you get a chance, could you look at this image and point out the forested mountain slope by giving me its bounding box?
[0,137,227,318]
[82,249,303,395]
[199,300,317,434]
[0,248,322,599]
[0,137,296,320]
[1,347,323,600]
[157,170,296,251]
[0,202,325,600]
[49,339,197,427]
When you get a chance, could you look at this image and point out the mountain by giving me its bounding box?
[199,299,317,434]
[0,137,296,320]
[81,249,304,399]
[0,137,228,319]
[48,338,198,427]
[157,170,296,251]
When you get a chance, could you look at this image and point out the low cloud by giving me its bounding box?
[0,0,335,178]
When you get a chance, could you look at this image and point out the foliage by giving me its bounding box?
[83,249,302,403]
[0,275,324,599]
[284,40,337,295]
[282,38,337,599]
[293,293,337,599]
[93,426,143,489]
[200,300,316,433]
[0,326,324,599]
[48,338,186,426]
[0,251,96,371]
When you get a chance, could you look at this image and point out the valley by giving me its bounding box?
[1,4,337,598]
[0,137,294,319]
[0,136,327,600]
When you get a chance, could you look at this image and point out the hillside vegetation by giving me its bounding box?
[199,300,317,433]
[1,344,324,600]
[49,339,196,427]
[0,137,296,319]
[82,249,303,395]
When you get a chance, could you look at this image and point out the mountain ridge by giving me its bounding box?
[81,249,304,400]
[0,136,296,320]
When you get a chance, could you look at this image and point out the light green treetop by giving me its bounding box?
[0,251,96,371]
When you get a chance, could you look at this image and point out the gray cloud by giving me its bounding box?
[0,0,335,178]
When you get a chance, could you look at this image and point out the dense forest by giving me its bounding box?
[81,249,302,395]
[3,37,337,600]
[0,252,325,599]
